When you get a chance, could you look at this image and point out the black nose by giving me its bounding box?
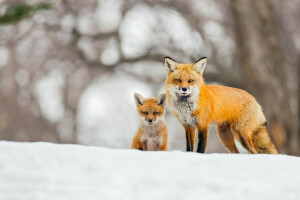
[182,87,187,92]
[148,119,153,123]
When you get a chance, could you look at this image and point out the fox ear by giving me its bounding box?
[134,93,145,106]
[164,57,178,73]
[156,93,167,106]
[193,57,207,74]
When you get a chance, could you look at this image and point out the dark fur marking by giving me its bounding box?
[252,127,261,136]
[175,92,192,102]
[136,99,143,106]
[218,122,230,131]
[258,146,269,153]
[178,95,191,102]
[156,140,160,148]
[185,129,192,152]
[167,62,171,71]
[194,57,207,63]
[165,56,176,62]
[157,100,163,106]
[165,57,176,73]
[197,129,208,153]
[262,121,267,126]
[240,137,254,154]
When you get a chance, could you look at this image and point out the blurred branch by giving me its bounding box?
[0,2,53,25]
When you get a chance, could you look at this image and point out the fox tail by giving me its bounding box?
[252,126,278,154]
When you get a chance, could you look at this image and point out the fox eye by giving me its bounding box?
[175,79,182,83]
[142,111,148,115]
[153,111,158,115]
[188,79,194,83]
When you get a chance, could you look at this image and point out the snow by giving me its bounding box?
[0,142,299,200]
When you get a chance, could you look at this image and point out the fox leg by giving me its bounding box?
[184,126,195,152]
[217,122,239,153]
[231,126,257,154]
[130,137,137,149]
[131,141,143,150]
[158,142,168,151]
[142,140,148,151]
[159,136,168,151]
[196,127,208,153]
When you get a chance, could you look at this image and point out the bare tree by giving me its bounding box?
[231,0,299,154]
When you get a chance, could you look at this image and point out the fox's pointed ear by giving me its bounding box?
[193,57,207,74]
[134,93,145,107]
[156,93,167,106]
[164,57,178,73]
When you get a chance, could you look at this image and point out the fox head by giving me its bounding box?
[164,57,207,100]
[134,93,167,126]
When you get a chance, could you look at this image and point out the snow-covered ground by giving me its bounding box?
[0,142,299,200]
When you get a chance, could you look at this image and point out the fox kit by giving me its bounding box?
[131,93,168,151]
[164,57,277,154]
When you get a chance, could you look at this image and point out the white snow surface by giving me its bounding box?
[0,141,299,200]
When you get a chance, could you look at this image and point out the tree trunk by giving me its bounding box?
[231,0,299,155]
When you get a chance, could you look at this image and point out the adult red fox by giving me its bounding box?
[164,57,277,154]
[131,93,168,151]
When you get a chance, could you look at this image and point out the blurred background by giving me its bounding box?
[0,0,299,155]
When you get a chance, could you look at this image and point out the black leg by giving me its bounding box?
[186,130,192,151]
[185,127,195,152]
[240,137,255,154]
[197,129,208,153]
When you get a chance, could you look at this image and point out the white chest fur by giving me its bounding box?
[167,84,200,126]
[140,123,163,150]
[172,98,198,126]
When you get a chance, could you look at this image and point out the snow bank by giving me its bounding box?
[0,141,299,200]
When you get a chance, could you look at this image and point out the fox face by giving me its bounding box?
[164,57,207,100]
[134,93,167,125]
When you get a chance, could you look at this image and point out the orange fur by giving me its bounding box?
[131,94,168,151]
[165,57,277,154]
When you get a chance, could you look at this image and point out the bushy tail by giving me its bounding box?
[252,126,278,154]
